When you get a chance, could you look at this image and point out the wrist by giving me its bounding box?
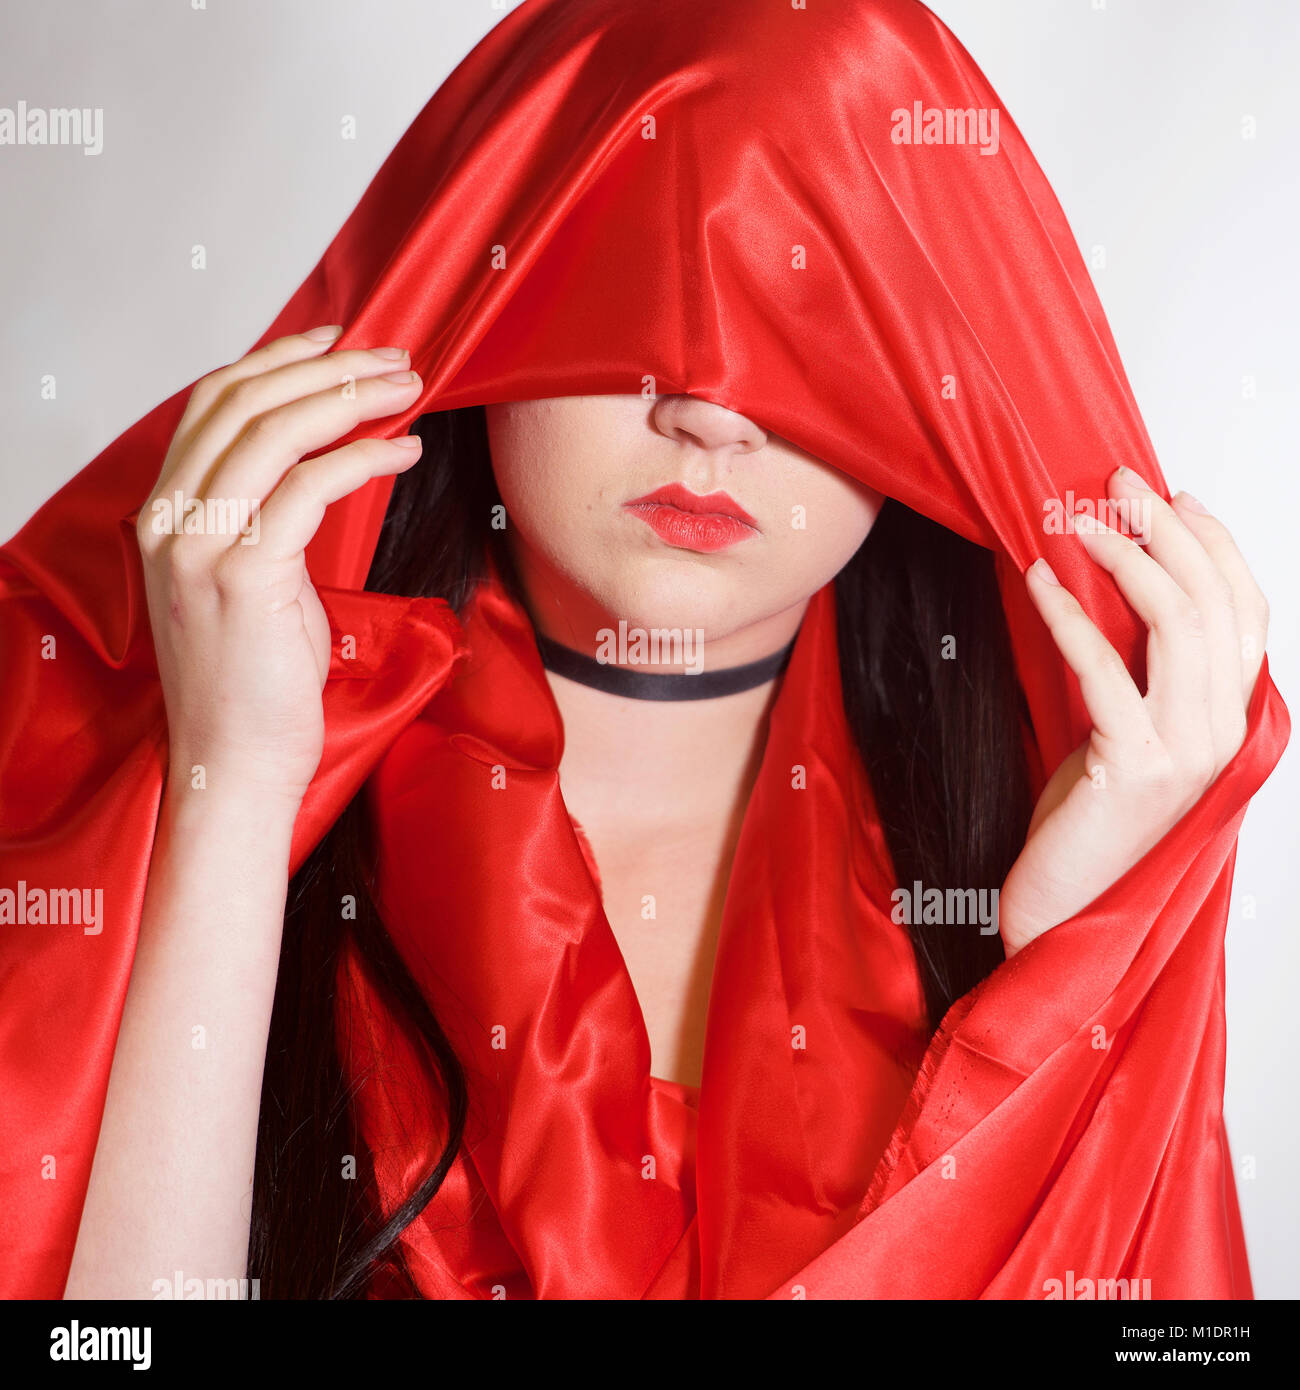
[164,743,314,811]
[160,759,307,837]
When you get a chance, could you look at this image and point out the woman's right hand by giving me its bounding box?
[136,325,424,807]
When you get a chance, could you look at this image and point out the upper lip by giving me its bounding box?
[624,483,758,528]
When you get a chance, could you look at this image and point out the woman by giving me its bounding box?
[1,0,1288,1300]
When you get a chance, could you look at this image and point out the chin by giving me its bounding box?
[600,558,755,640]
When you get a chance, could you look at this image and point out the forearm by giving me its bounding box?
[63,768,299,1299]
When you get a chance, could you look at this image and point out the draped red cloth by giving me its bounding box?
[0,0,1288,1298]
[342,569,932,1300]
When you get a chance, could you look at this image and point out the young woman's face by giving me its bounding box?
[485,394,883,661]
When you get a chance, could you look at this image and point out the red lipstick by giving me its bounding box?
[624,483,758,553]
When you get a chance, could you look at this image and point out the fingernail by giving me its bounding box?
[1028,558,1060,586]
[381,370,419,384]
[1071,509,1098,533]
[1116,465,1152,490]
[369,347,409,360]
[1174,490,1209,514]
[303,324,343,341]
[390,435,422,448]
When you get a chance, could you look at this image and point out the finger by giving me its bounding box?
[1171,491,1270,704]
[161,326,343,486]
[1072,510,1212,770]
[1024,558,1152,746]
[192,370,424,546]
[249,434,423,562]
[168,345,414,499]
[1109,468,1244,763]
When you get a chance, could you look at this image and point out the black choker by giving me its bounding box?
[534,631,795,701]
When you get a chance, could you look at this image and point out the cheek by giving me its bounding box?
[495,456,564,538]
[489,427,627,588]
[767,473,882,587]
[488,407,575,539]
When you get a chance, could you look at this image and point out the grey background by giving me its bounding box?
[1,0,1295,1296]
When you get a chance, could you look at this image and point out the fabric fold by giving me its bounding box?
[353,573,932,1300]
[0,581,464,1297]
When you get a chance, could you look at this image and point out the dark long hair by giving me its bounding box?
[248,405,1033,1296]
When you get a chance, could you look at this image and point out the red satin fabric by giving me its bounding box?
[345,572,929,1299]
[0,0,1289,1298]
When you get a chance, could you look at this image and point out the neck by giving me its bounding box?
[545,661,780,844]
[538,620,793,1095]
[502,535,805,838]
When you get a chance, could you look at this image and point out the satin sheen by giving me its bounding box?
[346,572,930,1299]
[0,0,1289,1299]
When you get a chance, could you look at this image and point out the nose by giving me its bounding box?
[651,393,767,456]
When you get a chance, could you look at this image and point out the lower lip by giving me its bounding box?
[625,503,757,553]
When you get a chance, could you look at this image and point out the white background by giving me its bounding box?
[1,0,1295,1296]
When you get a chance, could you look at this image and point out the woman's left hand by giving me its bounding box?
[997,465,1269,957]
